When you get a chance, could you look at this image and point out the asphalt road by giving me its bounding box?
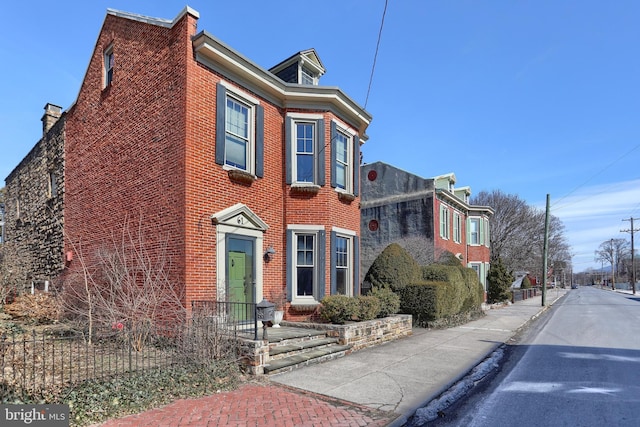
[426,287,640,427]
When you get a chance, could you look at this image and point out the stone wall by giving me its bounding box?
[283,314,413,351]
[3,105,65,290]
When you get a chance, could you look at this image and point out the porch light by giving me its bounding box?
[264,246,276,261]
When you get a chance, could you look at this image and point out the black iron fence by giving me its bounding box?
[0,301,252,397]
[191,300,258,339]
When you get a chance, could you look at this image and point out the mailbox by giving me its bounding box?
[256,299,275,340]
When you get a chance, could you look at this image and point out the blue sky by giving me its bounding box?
[1,1,639,272]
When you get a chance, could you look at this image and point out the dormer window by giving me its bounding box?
[270,49,326,86]
[301,67,315,85]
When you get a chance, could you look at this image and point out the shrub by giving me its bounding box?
[521,275,532,289]
[320,295,358,324]
[398,281,448,326]
[459,267,485,312]
[354,295,380,321]
[4,292,60,324]
[365,243,420,291]
[369,287,400,318]
[487,258,513,303]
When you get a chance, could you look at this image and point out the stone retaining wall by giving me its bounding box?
[239,315,412,374]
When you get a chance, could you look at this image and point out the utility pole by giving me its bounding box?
[542,194,550,307]
[622,218,639,295]
[611,238,616,291]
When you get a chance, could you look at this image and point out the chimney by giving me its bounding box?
[42,103,62,136]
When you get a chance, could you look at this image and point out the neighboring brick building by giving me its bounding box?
[360,162,493,291]
[3,104,65,291]
[4,7,370,319]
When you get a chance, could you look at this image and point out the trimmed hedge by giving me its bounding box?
[364,243,420,291]
[399,265,485,327]
[398,281,449,326]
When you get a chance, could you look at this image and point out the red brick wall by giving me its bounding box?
[63,9,363,316]
[64,12,194,305]
[433,197,466,262]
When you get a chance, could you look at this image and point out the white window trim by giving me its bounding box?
[469,217,481,246]
[453,212,461,243]
[290,227,322,304]
[288,224,324,231]
[219,82,261,174]
[287,113,324,185]
[332,120,356,194]
[103,45,114,88]
[440,205,450,240]
[333,232,354,297]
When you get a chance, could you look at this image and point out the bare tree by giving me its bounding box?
[595,238,630,281]
[471,189,571,277]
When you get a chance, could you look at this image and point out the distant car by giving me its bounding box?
[571,284,578,289]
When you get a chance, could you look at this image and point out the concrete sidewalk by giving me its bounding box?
[271,288,568,426]
[95,289,567,426]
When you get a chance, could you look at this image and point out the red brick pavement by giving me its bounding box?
[94,383,397,427]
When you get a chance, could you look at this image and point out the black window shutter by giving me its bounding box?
[317,119,325,186]
[286,230,293,302]
[316,230,326,301]
[215,83,226,165]
[353,135,360,196]
[285,117,293,184]
[330,121,337,188]
[255,105,264,177]
[353,236,360,295]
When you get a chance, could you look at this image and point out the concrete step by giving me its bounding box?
[269,337,340,360]
[264,343,352,375]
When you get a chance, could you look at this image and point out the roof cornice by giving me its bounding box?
[106,6,199,28]
[192,31,371,138]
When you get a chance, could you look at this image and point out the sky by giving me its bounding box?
[1,1,639,273]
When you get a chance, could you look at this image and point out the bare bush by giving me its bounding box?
[3,292,60,324]
[61,218,185,346]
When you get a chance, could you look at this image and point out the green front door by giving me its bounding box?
[227,236,255,322]
[228,251,248,304]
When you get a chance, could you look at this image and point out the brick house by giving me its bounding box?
[360,162,493,291]
[4,7,371,320]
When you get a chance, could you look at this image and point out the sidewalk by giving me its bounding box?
[96,290,567,426]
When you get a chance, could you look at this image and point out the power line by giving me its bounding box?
[551,142,640,211]
[364,0,389,109]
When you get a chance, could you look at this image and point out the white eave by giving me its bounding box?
[192,31,371,138]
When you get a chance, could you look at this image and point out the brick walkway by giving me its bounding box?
[94,383,397,427]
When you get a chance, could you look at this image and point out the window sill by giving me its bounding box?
[227,169,256,186]
[290,302,320,312]
[336,191,356,203]
[290,184,321,196]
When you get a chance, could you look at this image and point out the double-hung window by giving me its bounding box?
[330,121,359,196]
[216,82,264,177]
[453,212,462,243]
[287,226,326,304]
[469,218,481,245]
[104,46,114,88]
[440,205,450,240]
[330,229,359,296]
[286,113,325,186]
[301,67,315,85]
